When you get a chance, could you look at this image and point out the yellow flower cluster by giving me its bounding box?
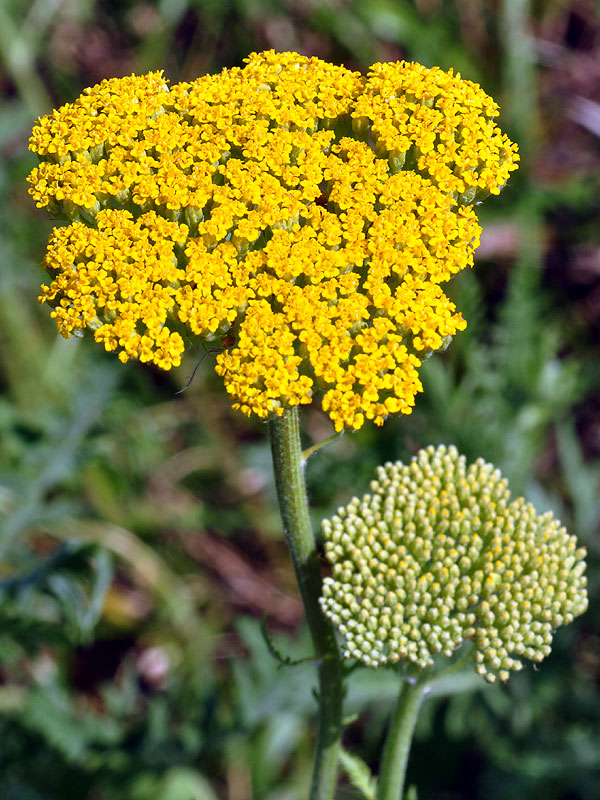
[353,60,519,203]
[320,445,588,682]
[29,51,518,430]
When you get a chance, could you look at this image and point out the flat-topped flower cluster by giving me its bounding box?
[29,51,518,430]
[320,445,588,682]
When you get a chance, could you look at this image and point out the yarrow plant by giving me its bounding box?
[27,50,587,800]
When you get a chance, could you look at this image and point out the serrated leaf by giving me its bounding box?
[339,747,377,800]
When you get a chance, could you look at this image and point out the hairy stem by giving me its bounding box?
[268,407,343,800]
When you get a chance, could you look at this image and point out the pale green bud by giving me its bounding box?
[319,444,588,682]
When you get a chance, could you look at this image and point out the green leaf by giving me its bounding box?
[21,684,120,763]
[260,614,312,667]
[339,747,377,800]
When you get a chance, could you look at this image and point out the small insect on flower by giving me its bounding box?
[28,52,518,431]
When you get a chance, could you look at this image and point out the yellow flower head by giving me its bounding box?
[28,51,518,430]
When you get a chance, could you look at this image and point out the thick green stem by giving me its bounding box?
[376,675,430,800]
[268,407,343,800]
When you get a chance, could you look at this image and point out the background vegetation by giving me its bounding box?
[1,1,598,798]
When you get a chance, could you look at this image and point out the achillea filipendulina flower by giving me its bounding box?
[320,445,588,682]
[353,60,519,204]
[28,51,518,430]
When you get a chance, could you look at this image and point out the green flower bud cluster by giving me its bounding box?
[320,445,588,682]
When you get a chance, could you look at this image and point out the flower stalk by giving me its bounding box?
[268,406,344,800]
[377,673,430,800]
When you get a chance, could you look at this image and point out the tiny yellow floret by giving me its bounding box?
[29,52,518,430]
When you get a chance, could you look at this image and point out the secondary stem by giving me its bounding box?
[376,674,430,800]
[268,407,344,800]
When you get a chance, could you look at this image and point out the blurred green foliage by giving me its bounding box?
[1,1,599,798]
